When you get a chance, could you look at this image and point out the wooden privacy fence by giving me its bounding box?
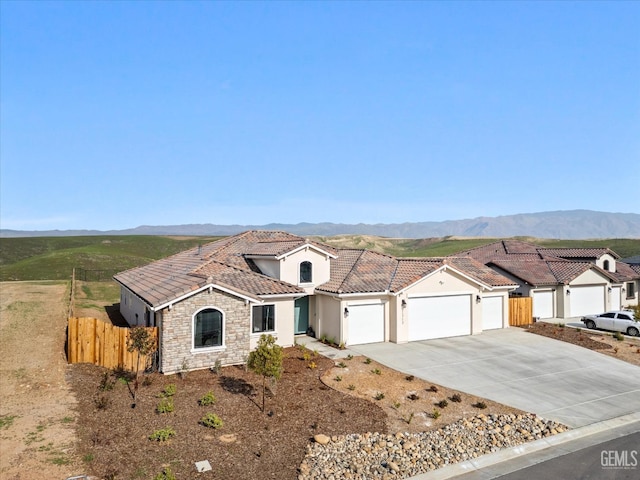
[67,317,158,371]
[509,297,533,326]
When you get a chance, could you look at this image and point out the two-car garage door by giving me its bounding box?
[408,294,472,341]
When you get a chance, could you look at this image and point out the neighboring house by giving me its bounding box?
[456,241,640,319]
[114,230,517,374]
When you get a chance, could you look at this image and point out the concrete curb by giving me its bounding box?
[409,412,640,480]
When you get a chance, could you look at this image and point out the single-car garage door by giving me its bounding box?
[408,294,471,341]
[347,303,384,345]
[482,296,504,330]
[570,285,605,317]
[533,290,554,319]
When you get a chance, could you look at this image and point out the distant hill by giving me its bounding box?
[2,210,639,239]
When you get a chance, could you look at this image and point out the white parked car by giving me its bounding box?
[581,311,639,337]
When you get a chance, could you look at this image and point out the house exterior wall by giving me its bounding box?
[249,298,296,350]
[596,253,616,272]
[313,294,341,342]
[622,280,639,308]
[279,249,332,294]
[119,286,154,327]
[159,288,251,374]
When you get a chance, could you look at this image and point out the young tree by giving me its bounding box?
[247,334,283,412]
[127,326,157,407]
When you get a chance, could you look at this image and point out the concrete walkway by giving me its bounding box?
[349,328,640,428]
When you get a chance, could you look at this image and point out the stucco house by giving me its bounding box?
[456,241,640,320]
[114,230,517,374]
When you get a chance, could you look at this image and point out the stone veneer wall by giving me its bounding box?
[160,288,251,374]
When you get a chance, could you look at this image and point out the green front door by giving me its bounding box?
[294,297,309,335]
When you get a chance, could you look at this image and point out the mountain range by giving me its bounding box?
[1,210,639,239]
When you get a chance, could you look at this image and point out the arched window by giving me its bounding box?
[603,260,610,271]
[194,308,223,348]
[300,261,312,283]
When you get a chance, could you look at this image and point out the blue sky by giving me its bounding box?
[1,1,639,231]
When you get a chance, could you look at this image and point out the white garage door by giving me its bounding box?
[533,291,554,319]
[482,296,504,330]
[408,294,471,341]
[570,285,605,317]
[348,303,384,345]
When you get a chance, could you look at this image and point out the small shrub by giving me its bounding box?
[149,427,175,442]
[614,331,624,341]
[199,391,217,406]
[83,453,94,463]
[614,347,619,354]
[347,384,356,391]
[156,398,174,414]
[407,393,420,401]
[450,393,462,403]
[334,375,342,382]
[337,362,347,368]
[392,401,401,409]
[364,358,372,365]
[154,466,177,480]
[405,412,414,424]
[405,375,415,382]
[161,384,176,397]
[437,399,448,408]
[474,401,488,409]
[99,371,115,391]
[429,385,439,393]
[346,354,353,360]
[338,342,346,349]
[94,395,110,410]
[558,323,565,328]
[431,408,441,419]
[142,375,154,387]
[308,361,317,370]
[200,413,223,429]
[576,327,582,332]
[374,392,385,400]
[371,368,381,375]
[302,351,312,362]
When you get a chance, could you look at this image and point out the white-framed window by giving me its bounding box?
[627,282,636,300]
[252,304,275,334]
[300,261,312,283]
[193,307,224,349]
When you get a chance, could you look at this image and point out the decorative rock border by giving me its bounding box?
[300,413,567,480]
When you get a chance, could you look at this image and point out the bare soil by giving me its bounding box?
[0,281,82,480]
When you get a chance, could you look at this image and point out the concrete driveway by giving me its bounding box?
[349,328,640,428]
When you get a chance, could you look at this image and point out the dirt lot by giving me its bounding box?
[0,281,82,480]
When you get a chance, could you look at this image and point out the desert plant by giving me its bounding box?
[347,384,356,391]
[404,412,414,424]
[374,392,385,401]
[407,393,420,401]
[337,362,347,368]
[334,375,342,382]
[346,354,353,360]
[437,399,448,408]
[156,398,174,414]
[247,334,284,413]
[614,331,624,341]
[371,368,382,375]
[99,371,115,391]
[364,358,372,364]
[160,384,176,397]
[154,466,177,480]
[429,385,439,392]
[200,413,223,429]
[307,361,317,370]
[474,401,488,409]
[94,395,110,410]
[392,401,401,409]
[149,427,175,442]
[431,408,441,419]
[405,375,415,382]
[199,391,216,406]
[127,327,157,408]
[450,393,462,403]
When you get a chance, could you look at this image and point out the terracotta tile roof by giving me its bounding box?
[539,247,620,260]
[488,259,559,286]
[444,257,520,288]
[608,261,640,283]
